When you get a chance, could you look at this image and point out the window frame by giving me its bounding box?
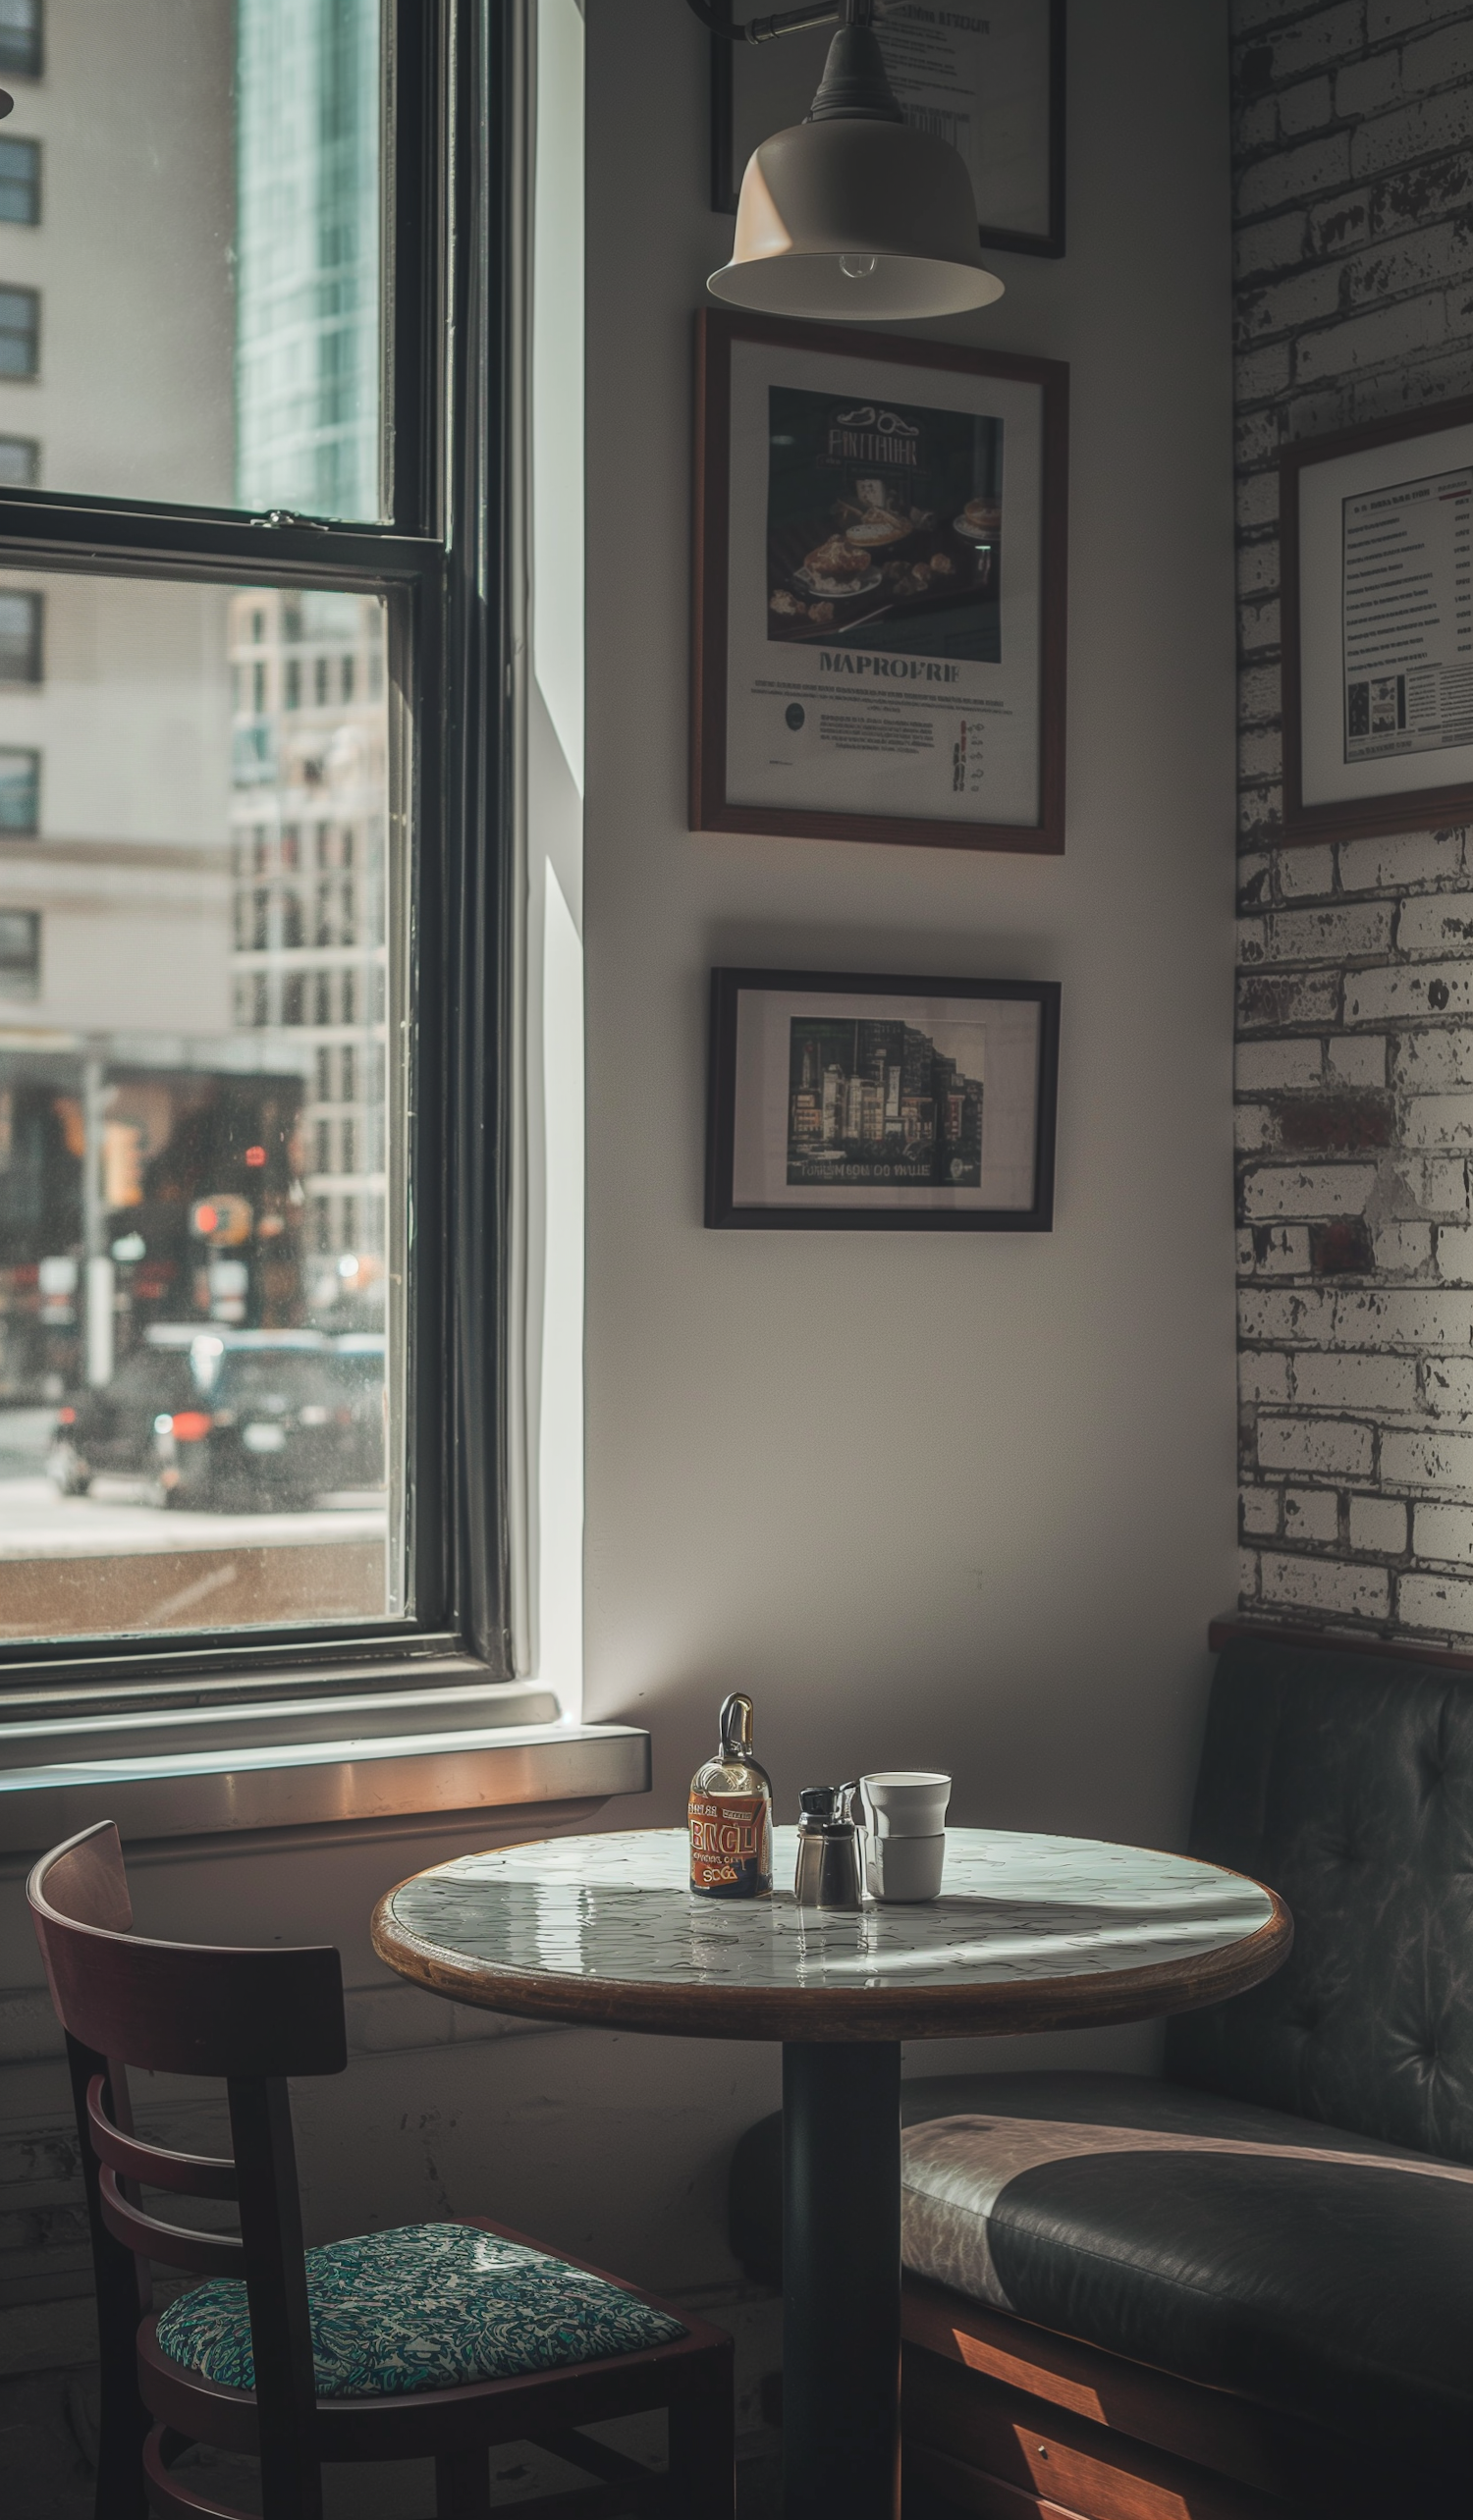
[0,0,518,1695]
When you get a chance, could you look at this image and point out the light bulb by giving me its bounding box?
[840,254,878,281]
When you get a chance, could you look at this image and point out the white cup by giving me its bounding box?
[860,1771,952,1840]
[865,1833,946,1903]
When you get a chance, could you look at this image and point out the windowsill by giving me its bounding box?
[0,1683,650,1851]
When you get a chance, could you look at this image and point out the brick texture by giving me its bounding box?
[1233,1,1473,1642]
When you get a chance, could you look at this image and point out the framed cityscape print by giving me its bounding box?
[710,0,1066,260]
[1282,396,1473,843]
[706,968,1061,1232]
[691,313,1069,855]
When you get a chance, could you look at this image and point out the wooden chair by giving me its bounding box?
[28,1820,735,2520]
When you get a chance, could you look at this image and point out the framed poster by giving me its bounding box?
[706,967,1060,1232]
[691,311,1068,854]
[1283,398,1473,844]
[710,0,1066,260]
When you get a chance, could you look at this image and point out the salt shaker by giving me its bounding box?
[792,1783,862,1909]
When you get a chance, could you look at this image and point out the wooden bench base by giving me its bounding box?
[900,2279,1442,2520]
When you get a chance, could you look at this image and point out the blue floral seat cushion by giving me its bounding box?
[154,2221,686,2399]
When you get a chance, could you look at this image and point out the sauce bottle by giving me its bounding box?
[688,1692,774,1898]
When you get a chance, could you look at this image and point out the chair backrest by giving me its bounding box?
[28,1822,349,2520]
[1166,1636,1473,2165]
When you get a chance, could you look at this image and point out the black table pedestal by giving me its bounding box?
[781,2039,902,2520]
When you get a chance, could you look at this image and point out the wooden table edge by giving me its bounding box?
[369,1879,1292,2046]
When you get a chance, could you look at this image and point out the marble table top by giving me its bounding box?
[373,1827,1290,2044]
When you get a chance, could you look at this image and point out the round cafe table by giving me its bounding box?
[372,1826,1290,2520]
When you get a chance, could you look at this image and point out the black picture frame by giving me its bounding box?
[710,0,1066,260]
[706,967,1060,1232]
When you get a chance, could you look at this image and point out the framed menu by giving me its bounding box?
[710,0,1065,259]
[691,310,1069,854]
[1283,398,1473,843]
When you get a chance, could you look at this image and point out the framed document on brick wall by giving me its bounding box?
[691,311,1069,855]
[1283,398,1473,843]
[710,0,1066,260]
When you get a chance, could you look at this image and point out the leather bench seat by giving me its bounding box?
[730,2064,1473,2486]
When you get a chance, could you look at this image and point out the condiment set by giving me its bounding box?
[688,1697,951,1907]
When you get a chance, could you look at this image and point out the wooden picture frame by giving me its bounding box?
[1282,397,1473,844]
[692,311,1069,855]
[709,0,1067,261]
[706,967,1061,1232]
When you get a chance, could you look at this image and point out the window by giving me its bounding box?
[0,286,37,378]
[0,906,37,994]
[0,587,39,679]
[0,136,39,225]
[0,742,37,830]
[0,0,40,80]
[0,1,519,1690]
[0,435,37,486]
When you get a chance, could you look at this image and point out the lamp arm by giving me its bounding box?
[685,0,888,43]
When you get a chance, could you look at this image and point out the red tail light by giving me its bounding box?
[57,1406,76,1424]
[170,1412,214,1442]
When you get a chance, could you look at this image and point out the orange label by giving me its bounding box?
[689,1791,772,1897]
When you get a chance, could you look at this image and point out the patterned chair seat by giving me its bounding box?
[156,2221,686,2399]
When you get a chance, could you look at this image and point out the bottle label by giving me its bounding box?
[689,1791,772,1898]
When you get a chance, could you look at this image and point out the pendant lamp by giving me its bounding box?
[704,1,1004,323]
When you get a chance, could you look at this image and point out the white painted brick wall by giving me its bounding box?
[1257,1416,1374,1476]
[1348,1495,1408,1553]
[1233,2,1473,1642]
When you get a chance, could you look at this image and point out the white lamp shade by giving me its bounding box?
[708,118,1005,323]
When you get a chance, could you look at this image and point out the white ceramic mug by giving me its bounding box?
[865,1832,946,1903]
[859,1771,952,1840]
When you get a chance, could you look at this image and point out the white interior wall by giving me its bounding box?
[580,0,1239,2010]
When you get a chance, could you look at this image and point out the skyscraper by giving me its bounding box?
[236,0,382,524]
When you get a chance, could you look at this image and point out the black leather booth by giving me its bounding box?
[728,1634,1473,2517]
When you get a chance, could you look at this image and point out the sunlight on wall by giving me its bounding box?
[527,0,585,1708]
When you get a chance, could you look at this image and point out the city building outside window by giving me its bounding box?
[0,0,526,1699]
[0,586,40,678]
[0,0,41,80]
[0,905,38,994]
[0,284,37,377]
[0,742,37,829]
[0,135,40,225]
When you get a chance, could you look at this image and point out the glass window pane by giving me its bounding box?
[0,285,36,378]
[0,587,39,678]
[0,137,39,226]
[0,742,36,828]
[0,1,40,82]
[0,904,36,992]
[0,1,384,516]
[0,432,37,485]
[0,567,406,1645]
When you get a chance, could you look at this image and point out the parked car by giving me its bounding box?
[47,1328,387,1511]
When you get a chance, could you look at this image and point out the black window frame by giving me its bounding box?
[0,0,518,1696]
